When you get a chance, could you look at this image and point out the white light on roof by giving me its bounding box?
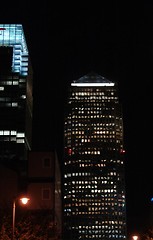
[71,83,115,87]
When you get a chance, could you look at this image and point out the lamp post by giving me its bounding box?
[12,197,30,240]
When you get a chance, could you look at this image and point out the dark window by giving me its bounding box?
[43,157,51,168]
[42,188,50,200]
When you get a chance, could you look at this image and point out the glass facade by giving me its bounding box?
[0,24,28,76]
[63,72,127,240]
[0,24,33,168]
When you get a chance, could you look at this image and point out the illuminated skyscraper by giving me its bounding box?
[0,24,33,175]
[63,72,127,240]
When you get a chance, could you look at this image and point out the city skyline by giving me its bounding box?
[0,1,153,237]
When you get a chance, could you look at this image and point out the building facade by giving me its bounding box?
[0,24,33,176]
[27,150,62,239]
[63,72,127,240]
[27,151,55,210]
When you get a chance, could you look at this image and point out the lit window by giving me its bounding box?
[17,139,24,143]
[17,133,25,137]
[4,131,10,135]
[12,102,18,107]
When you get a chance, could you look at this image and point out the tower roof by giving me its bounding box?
[72,72,115,87]
[74,72,113,83]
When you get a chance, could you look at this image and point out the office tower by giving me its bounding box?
[0,24,33,176]
[63,72,127,240]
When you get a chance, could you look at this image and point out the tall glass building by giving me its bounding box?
[0,24,33,175]
[63,72,127,240]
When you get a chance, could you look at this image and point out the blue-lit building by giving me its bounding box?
[0,24,62,239]
[63,72,127,240]
[0,24,33,176]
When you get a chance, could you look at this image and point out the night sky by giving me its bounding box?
[1,1,153,236]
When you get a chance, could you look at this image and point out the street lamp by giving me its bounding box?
[12,196,30,240]
[132,235,139,240]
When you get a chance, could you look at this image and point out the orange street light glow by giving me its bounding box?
[20,197,30,205]
[132,236,139,240]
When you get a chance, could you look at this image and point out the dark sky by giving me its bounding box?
[1,1,153,236]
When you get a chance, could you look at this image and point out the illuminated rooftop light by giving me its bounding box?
[71,82,115,87]
[71,72,115,87]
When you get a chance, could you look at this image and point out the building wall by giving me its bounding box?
[27,151,55,210]
[27,182,54,210]
[28,151,55,177]
[27,151,62,239]
[55,151,62,239]
[0,164,18,208]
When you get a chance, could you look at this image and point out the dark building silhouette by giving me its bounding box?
[27,151,62,238]
[63,72,127,240]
